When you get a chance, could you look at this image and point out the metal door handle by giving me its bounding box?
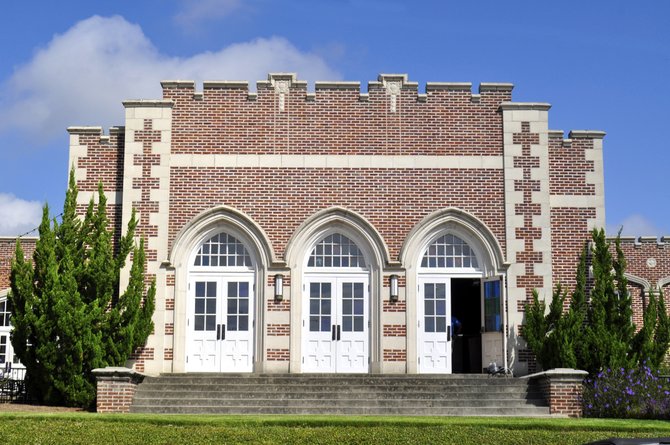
[337,325,341,341]
[332,325,336,341]
[217,324,221,340]
[221,324,226,340]
[447,325,451,342]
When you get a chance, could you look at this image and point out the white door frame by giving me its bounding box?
[302,272,369,373]
[186,272,255,372]
[417,272,482,374]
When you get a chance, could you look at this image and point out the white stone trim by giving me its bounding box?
[549,195,603,208]
[203,81,248,89]
[425,82,471,91]
[315,81,360,90]
[169,154,503,169]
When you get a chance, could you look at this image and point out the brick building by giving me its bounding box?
[1,73,668,376]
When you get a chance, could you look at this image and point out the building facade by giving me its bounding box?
[1,73,669,376]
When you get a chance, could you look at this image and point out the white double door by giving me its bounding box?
[302,275,369,373]
[417,276,453,373]
[186,274,255,372]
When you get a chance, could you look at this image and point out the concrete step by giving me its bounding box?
[130,374,550,416]
[129,404,552,416]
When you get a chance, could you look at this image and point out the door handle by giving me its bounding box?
[222,324,226,340]
[217,324,221,341]
[336,325,341,341]
[447,325,451,342]
[332,325,336,341]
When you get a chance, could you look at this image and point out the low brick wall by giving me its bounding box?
[92,367,144,413]
[524,368,588,417]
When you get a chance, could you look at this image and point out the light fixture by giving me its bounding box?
[274,274,284,301]
[389,274,399,302]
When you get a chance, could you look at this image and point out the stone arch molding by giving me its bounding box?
[624,273,651,293]
[170,205,277,270]
[168,205,275,373]
[400,207,507,276]
[657,276,670,291]
[284,206,389,373]
[284,206,390,270]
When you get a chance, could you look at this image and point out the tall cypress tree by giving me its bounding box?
[9,170,154,407]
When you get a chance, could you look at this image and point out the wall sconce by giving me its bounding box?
[389,274,399,302]
[274,274,284,301]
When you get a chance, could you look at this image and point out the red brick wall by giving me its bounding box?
[163,83,509,156]
[550,208,595,293]
[0,238,36,291]
[168,168,505,262]
[548,135,595,195]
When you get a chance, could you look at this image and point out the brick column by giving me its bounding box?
[92,367,145,413]
[526,368,588,417]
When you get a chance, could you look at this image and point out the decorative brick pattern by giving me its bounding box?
[383,300,406,312]
[267,299,290,312]
[164,323,174,335]
[164,348,173,361]
[267,348,290,361]
[267,323,290,336]
[383,349,406,362]
[512,122,544,302]
[383,324,406,337]
[165,299,175,311]
[130,347,155,373]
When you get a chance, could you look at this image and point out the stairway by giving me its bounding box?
[129,374,551,416]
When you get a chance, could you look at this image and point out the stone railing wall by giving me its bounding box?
[92,367,144,413]
[524,368,588,417]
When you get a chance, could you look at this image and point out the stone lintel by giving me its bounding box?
[160,80,196,89]
[499,102,552,111]
[67,126,103,135]
[122,100,174,108]
[569,130,606,139]
[203,81,249,89]
[315,81,361,90]
[426,82,472,92]
[479,83,514,93]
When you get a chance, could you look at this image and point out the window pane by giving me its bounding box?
[343,317,352,332]
[194,315,204,331]
[420,234,479,269]
[354,317,364,332]
[228,316,237,331]
[425,317,435,333]
[436,317,446,333]
[306,233,366,268]
[238,316,248,331]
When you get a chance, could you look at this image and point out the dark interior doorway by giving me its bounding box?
[451,278,482,373]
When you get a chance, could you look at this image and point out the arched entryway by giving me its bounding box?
[185,231,257,372]
[301,232,370,373]
[402,208,507,374]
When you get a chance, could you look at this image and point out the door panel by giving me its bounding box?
[481,277,503,369]
[187,276,254,372]
[302,276,368,373]
[418,280,452,373]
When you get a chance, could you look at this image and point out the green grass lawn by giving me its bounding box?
[0,413,669,445]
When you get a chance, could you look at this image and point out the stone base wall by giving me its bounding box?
[527,368,588,417]
[93,367,144,413]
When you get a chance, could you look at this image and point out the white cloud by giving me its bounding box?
[0,194,42,236]
[0,15,340,143]
[174,0,241,28]
[607,214,664,237]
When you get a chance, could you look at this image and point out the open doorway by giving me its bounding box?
[451,278,482,373]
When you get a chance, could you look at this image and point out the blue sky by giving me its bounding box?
[0,0,668,237]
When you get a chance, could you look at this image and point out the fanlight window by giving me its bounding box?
[194,233,252,267]
[307,233,366,268]
[421,234,479,269]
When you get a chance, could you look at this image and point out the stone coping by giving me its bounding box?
[522,368,588,382]
[92,367,145,384]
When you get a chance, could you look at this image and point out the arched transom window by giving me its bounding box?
[421,234,479,269]
[193,232,252,267]
[307,233,366,268]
